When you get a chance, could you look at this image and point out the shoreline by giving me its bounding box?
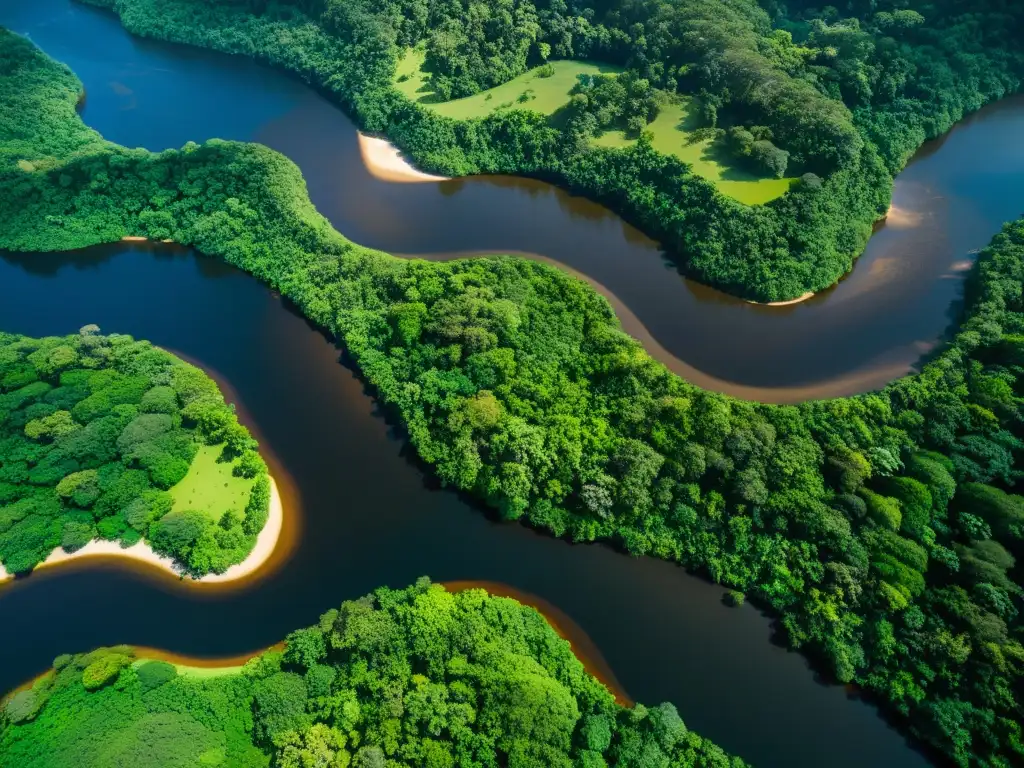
[397,250,909,403]
[444,580,632,706]
[0,476,283,586]
[746,291,816,307]
[357,133,449,183]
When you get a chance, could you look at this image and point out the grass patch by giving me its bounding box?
[173,664,246,679]
[394,51,792,205]
[168,443,254,523]
[593,98,797,205]
[394,48,621,120]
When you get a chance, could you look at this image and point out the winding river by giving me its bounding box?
[6,0,1024,402]
[1,0,1020,765]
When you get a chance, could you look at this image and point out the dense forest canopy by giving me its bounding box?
[78,0,1024,300]
[3,7,1024,766]
[0,580,743,768]
[0,328,270,576]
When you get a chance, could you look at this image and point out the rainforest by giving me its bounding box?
[0,0,1022,766]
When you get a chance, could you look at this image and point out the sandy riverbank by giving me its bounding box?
[0,476,283,586]
[357,133,448,183]
[884,203,924,228]
[746,291,816,307]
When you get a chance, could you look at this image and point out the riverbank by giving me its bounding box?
[746,291,816,307]
[357,133,448,183]
[0,476,284,587]
[131,643,285,674]
[444,580,632,706]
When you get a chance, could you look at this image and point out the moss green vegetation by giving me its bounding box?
[168,443,255,524]
[74,0,1024,302]
[0,580,743,768]
[170,663,246,679]
[3,24,1024,765]
[592,100,796,206]
[395,48,784,204]
[396,48,620,121]
[0,327,270,577]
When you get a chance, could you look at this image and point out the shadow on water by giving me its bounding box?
[0,244,929,767]
[1,0,1019,764]
[7,0,1024,402]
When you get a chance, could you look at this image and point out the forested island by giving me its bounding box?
[78,0,1024,301]
[2,1,1024,765]
[0,580,742,768]
[0,328,272,578]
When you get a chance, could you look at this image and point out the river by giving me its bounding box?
[1,0,1015,765]
[7,0,1024,403]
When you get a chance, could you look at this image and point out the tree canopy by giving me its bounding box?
[0,580,743,768]
[3,14,1024,765]
[75,0,1024,301]
[0,326,270,576]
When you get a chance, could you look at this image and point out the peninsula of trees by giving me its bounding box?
[0,328,271,577]
[0,580,743,768]
[2,10,1023,765]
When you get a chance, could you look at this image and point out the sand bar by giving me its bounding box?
[0,476,283,586]
[746,291,816,307]
[885,203,924,228]
[357,133,448,183]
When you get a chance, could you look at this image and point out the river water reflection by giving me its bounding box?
[1,0,1014,764]
[7,0,1024,401]
[0,244,927,767]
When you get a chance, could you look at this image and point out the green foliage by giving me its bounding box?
[81,651,132,691]
[0,323,270,576]
[4,16,1024,765]
[0,582,743,768]
[74,0,1024,300]
[136,660,177,692]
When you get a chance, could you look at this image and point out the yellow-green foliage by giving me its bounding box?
[593,99,796,205]
[0,325,269,577]
[395,49,620,120]
[168,443,255,524]
[81,651,132,691]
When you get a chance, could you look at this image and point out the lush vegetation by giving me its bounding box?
[591,98,796,206]
[0,327,270,576]
[77,0,1024,300]
[394,46,788,203]
[395,48,620,120]
[0,580,743,768]
[4,22,1024,766]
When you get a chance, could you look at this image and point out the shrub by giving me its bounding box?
[81,652,131,691]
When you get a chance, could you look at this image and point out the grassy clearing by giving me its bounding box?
[168,443,254,523]
[173,664,245,679]
[394,50,791,205]
[394,48,621,120]
[593,98,796,205]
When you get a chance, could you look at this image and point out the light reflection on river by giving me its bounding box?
[1,0,1016,764]
[6,0,1024,401]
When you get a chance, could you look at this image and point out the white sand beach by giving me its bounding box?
[357,133,448,183]
[0,476,283,586]
[746,291,816,307]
